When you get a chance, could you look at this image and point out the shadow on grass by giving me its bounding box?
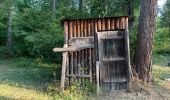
[0,96,16,100]
[0,58,61,91]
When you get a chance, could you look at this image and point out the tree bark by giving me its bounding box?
[7,1,13,55]
[135,0,157,83]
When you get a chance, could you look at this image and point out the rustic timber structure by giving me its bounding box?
[53,16,131,91]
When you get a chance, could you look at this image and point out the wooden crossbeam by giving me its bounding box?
[53,45,94,52]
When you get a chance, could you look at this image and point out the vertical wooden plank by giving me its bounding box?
[81,20,84,37]
[69,21,74,83]
[64,21,69,85]
[97,32,104,89]
[125,17,132,91]
[110,19,115,30]
[80,20,85,84]
[73,20,77,37]
[97,19,101,31]
[64,21,68,43]
[95,19,99,62]
[77,20,81,82]
[95,19,98,32]
[101,18,106,31]
[88,20,92,82]
[73,20,77,81]
[116,18,119,29]
[107,18,111,30]
[83,20,87,84]
[96,61,100,93]
[60,44,68,92]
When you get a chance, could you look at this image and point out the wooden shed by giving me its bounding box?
[53,16,131,91]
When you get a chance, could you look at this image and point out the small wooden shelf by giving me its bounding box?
[102,57,125,61]
[100,36,124,40]
[102,77,127,83]
[66,74,91,78]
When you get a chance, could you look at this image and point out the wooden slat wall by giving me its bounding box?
[63,17,129,86]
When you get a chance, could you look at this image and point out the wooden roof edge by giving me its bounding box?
[62,16,128,22]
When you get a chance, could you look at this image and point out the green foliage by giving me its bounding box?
[53,81,95,100]
[154,27,170,54]
[160,0,170,29]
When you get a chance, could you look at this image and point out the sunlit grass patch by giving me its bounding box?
[152,65,170,89]
[0,84,52,100]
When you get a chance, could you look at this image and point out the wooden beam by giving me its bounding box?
[60,44,68,92]
[69,37,94,48]
[53,45,94,52]
[125,18,132,91]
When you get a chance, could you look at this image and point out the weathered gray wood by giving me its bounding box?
[102,57,125,61]
[60,44,68,92]
[66,74,91,78]
[96,61,100,93]
[125,22,132,91]
[69,37,94,48]
[97,31,104,86]
[97,30,124,38]
[53,45,94,52]
[100,36,124,40]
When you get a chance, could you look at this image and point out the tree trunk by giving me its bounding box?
[128,0,135,30]
[79,0,83,12]
[51,0,57,13]
[7,1,13,55]
[135,0,157,83]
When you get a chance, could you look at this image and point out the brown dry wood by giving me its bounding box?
[97,19,101,31]
[107,18,111,30]
[111,19,115,30]
[64,21,68,43]
[102,19,106,31]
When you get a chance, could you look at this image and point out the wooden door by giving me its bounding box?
[97,30,129,91]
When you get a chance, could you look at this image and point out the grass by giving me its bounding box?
[0,54,170,100]
[0,57,92,100]
[0,84,52,100]
[0,58,58,100]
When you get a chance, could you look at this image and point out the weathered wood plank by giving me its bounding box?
[110,19,115,30]
[60,44,68,92]
[96,61,100,93]
[64,21,68,43]
[97,30,125,39]
[66,74,91,78]
[53,45,94,52]
[97,19,101,31]
[69,37,94,47]
[125,17,132,91]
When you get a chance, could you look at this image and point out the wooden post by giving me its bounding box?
[125,17,132,91]
[96,61,100,94]
[60,44,68,92]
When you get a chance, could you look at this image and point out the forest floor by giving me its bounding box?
[0,54,170,100]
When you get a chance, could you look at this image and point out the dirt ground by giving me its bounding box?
[94,82,170,100]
